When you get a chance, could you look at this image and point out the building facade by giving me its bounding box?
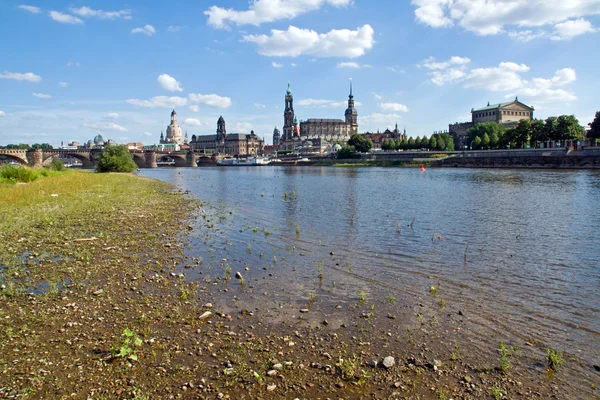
[189,116,264,156]
[279,82,358,153]
[449,98,534,149]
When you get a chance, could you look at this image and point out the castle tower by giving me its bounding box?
[217,116,226,152]
[273,126,281,146]
[283,82,294,141]
[344,80,358,135]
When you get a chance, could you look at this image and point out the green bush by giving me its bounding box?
[0,165,40,183]
[96,145,137,173]
[49,158,66,171]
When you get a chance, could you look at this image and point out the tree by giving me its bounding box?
[438,133,454,151]
[337,145,360,159]
[588,111,600,143]
[397,138,408,150]
[435,135,445,150]
[556,115,584,141]
[467,122,504,145]
[96,145,137,173]
[407,137,415,150]
[472,136,482,150]
[381,139,393,151]
[489,131,499,149]
[482,133,490,150]
[544,117,559,141]
[529,119,546,147]
[429,135,437,150]
[347,134,373,153]
[514,119,532,148]
[31,143,53,150]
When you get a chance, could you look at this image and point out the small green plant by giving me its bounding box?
[252,370,263,384]
[307,292,317,307]
[317,263,324,281]
[546,347,563,371]
[336,354,361,381]
[291,189,296,199]
[180,287,190,301]
[498,342,511,373]
[438,297,446,308]
[386,294,396,304]
[111,328,143,361]
[283,192,288,200]
[0,165,40,183]
[224,264,232,279]
[438,388,447,400]
[295,224,300,235]
[430,285,437,296]
[358,290,366,304]
[491,386,503,400]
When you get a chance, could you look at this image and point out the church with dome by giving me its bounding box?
[279,82,357,154]
[160,109,187,145]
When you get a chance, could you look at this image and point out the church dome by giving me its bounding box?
[274,126,280,134]
[93,133,104,145]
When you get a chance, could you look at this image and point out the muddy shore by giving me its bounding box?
[0,171,597,399]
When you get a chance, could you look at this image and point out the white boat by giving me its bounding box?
[217,157,271,166]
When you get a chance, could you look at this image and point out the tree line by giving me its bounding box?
[381,133,455,151]
[1,143,54,150]
[468,115,586,150]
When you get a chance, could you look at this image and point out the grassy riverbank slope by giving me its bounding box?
[0,171,594,399]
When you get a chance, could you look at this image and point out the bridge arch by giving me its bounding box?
[0,153,28,165]
[57,152,94,168]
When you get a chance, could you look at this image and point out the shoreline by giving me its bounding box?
[0,171,597,399]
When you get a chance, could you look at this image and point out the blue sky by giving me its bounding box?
[1,0,599,146]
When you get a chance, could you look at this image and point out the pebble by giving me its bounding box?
[203,303,213,309]
[267,370,277,377]
[92,289,104,296]
[382,356,395,369]
[235,272,243,279]
[267,384,276,392]
[300,309,309,313]
[273,363,283,370]
[198,311,212,321]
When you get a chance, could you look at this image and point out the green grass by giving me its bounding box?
[498,342,511,373]
[546,347,563,371]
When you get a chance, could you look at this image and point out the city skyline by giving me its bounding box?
[1,0,599,146]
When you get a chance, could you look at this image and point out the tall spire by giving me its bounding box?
[349,78,353,98]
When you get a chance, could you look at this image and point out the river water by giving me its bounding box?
[141,166,600,372]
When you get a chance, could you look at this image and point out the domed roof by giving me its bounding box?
[274,126,280,133]
[286,82,292,95]
[171,109,177,116]
[93,133,105,145]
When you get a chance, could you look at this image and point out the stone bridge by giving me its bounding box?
[0,148,211,168]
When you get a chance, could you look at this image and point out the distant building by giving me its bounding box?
[127,142,144,150]
[361,122,405,149]
[449,97,534,149]
[189,116,264,156]
[160,109,183,145]
[279,82,357,153]
[273,126,281,146]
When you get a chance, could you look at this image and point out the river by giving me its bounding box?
[140,166,600,378]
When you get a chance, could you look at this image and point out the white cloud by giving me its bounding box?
[157,74,183,92]
[127,96,187,108]
[49,11,83,24]
[32,92,52,99]
[234,122,253,133]
[551,18,597,40]
[0,71,41,83]
[105,113,119,119]
[421,56,470,70]
[508,68,577,102]
[373,93,382,100]
[143,131,153,137]
[254,103,267,109]
[337,61,372,69]
[0,111,6,116]
[272,62,284,68]
[19,5,41,13]
[131,25,156,36]
[508,30,547,42]
[183,118,202,126]
[386,66,406,74]
[360,112,402,126]
[291,63,297,67]
[297,98,361,108]
[412,0,600,36]
[188,105,200,112]
[431,68,467,86]
[188,93,232,109]
[380,102,409,112]
[463,62,529,91]
[67,60,80,67]
[84,122,127,132]
[205,0,352,29]
[69,6,132,20]
[243,24,375,58]
[168,25,182,32]
[58,81,68,87]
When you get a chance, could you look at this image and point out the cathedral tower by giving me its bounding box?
[217,116,226,152]
[345,80,358,135]
[283,82,294,141]
[273,126,281,146]
[165,109,183,144]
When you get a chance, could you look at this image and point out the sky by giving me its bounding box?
[0,0,599,146]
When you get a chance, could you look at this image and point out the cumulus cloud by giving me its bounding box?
[143,131,153,137]
[421,56,470,70]
[1,71,41,83]
[105,113,119,119]
[131,25,156,36]
[49,11,83,24]
[463,62,529,91]
[127,96,187,108]
[84,122,127,132]
[19,5,41,13]
[508,68,577,102]
[254,103,267,109]
[188,93,232,109]
[360,113,402,126]
[157,74,183,92]
[379,102,409,112]
[412,0,600,37]
[0,111,6,116]
[183,118,202,126]
[551,18,597,40]
[421,56,471,86]
[168,25,182,32]
[337,62,372,69]
[507,30,547,42]
[205,0,352,29]
[188,105,200,112]
[58,81,68,87]
[272,62,284,68]
[67,60,80,67]
[69,6,132,20]
[32,92,52,99]
[243,24,375,58]
[234,122,253,133]
[297,98,361,108]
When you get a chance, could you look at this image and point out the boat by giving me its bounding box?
[217,157,271,166]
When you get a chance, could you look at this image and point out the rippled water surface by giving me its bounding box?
[141,166,600,367]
